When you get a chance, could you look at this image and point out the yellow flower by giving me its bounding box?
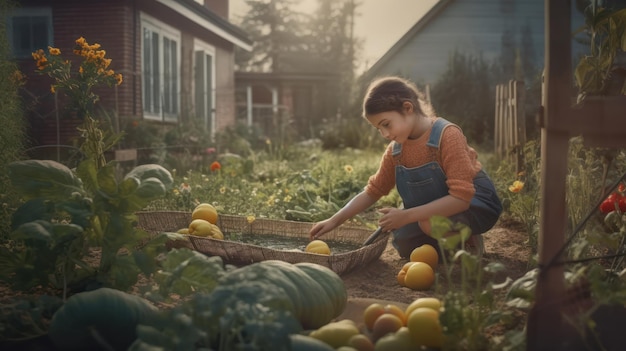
[247,215,256,224]
[344,165,354,173]
[509,180,525,193]
[219,186,226,194]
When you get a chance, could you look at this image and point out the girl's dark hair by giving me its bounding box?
[362,76,434,118]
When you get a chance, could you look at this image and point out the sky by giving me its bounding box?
[229,0,439,73]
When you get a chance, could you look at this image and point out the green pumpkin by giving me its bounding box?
[294,262,348,317]
[220,260,348,330]
[48,288,158,351]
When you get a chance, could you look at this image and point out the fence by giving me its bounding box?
[494,80,526,172]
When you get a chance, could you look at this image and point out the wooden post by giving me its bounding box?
[527,1,570,349]
[494,84,503,158]
[515,80,526,173]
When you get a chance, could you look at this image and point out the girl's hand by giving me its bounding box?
[377,207,407,232]
[310,219,338,240]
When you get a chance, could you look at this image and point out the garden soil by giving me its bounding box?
[341,217,531,305]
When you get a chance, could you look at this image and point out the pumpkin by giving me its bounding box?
[219,260,348,330]
[262,260,338,329]
[48,287,158,351]
[305,240,331,255]
[294,262,348,316]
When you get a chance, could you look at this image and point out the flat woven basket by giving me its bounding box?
[136,211,390,275]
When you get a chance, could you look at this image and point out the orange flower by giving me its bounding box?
[48,46,61,56]
[210,161,221,172]
[508,180,524,193]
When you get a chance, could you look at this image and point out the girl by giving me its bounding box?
[309,76,503,259]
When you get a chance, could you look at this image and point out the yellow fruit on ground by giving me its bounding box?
[192,203,218,224]
[374,327,418,351]
[305,239,331,255]
[396,262,417,287]
[405,297,441,317]
[404,262,435,291]
[409,244,439,270]
[363,303,386,331]
[348,333,375,351]
[371,313,403,342]
[406,307,444,348]
[383,304,407,326]
[188,219,223,239]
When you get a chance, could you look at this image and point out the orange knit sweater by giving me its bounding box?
[365,118,481,203]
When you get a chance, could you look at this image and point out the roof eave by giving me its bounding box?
[363,0,454,79]
[159,0,253,51]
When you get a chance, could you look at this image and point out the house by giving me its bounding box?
[234,52,341,140]
[363,0,587,86]
[7,0,252,149]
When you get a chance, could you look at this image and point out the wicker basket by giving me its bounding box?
[136,211,390,275]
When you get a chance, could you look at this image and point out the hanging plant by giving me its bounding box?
[574,0,626,102]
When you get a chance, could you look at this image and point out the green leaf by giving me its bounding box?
[107,254,141,290]
[155,249,225,297]
[7,160,84,200]
[125,164,173,190]
[10,199,52,231]
[97,163,119,197]
[76,158,98,193]
[12,220,54,243]
[120,176,141,195]
[123,178,167,212]
[56,199,93,229]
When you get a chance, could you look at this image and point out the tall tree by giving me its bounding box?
[306,0,362,114]
[235,0,307,72]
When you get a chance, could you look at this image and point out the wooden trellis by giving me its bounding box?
[528,1,626,350]
[494,80,526,172]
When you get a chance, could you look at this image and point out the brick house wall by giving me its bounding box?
[13,0,251,148]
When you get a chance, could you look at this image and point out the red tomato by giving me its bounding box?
[600,200,615,214]
[601,192,626,213]
[619,196,626,212]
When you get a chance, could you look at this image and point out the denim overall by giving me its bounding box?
[391,118,503,258]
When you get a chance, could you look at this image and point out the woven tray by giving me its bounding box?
[136,211,390,275]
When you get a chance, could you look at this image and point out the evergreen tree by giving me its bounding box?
[430,50,495,146]
[235,0,307,72]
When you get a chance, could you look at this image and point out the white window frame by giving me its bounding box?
[7,7,53,59]
[140,13,181,122]
[193,39,216,134]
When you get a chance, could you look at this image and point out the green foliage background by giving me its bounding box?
[0,0,27,239]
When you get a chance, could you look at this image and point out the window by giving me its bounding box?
[141,14,180,121]
[194,40,215,133]
[7,7,53,58]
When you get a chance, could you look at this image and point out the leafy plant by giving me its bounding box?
[131,249,304,351]
[0,158,174,295]
[429,216,524,351]
[574,0,626,101]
